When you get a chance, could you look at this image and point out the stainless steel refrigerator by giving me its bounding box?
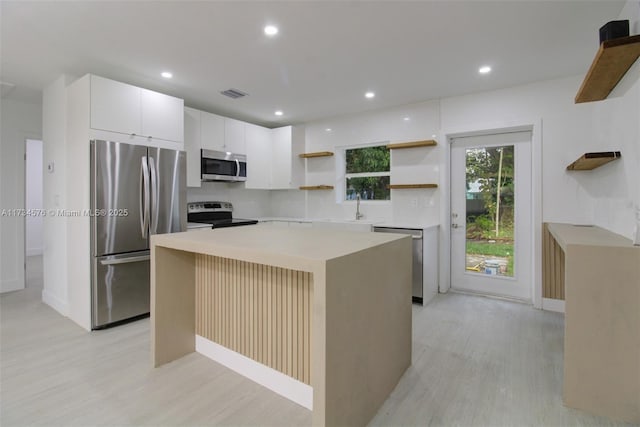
[90,139,186,329]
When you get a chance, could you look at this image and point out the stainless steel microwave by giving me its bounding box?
[201,149,247,182]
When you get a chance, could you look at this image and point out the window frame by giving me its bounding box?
[341,143,391,202]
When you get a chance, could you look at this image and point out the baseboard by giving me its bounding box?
[1,278,24,293]
[26,247,43,257]
[195,335,313,410]
[42,289,69,316]
[542,298,565,313]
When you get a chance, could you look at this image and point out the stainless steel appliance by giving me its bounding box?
[187,201,258,228]
[201,149,247,182]
[90,139,186,329]
[373,227,424,304]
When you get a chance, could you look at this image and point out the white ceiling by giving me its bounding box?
[1,1,626,127]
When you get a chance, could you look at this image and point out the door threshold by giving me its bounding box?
[449,288,532,305]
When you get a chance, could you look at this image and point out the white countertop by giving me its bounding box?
[258,217,439,230]
[153,225,409,272]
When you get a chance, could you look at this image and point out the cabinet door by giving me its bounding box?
[245,123,272,189]
[224,118,246,154]
[271,126,292,189]
[90,75,141,135]
[184,107,201,188]
[141,88,184,143]
[201,112,225,151]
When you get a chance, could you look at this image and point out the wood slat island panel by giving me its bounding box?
[542,223,565,300]
[151,226,412,427]
[195,255,312,384]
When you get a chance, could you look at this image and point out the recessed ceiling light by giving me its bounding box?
[403,117,410,121]
[161,71,173,79]
[478,66,491,74]
[264,25,279,36]
[325,128,332,132]
[275,110,283,116]
[365,91,375,99]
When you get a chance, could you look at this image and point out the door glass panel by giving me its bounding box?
[465,145,515,277]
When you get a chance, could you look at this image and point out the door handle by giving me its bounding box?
[149,156,159,235]
[100,255,150,265]
[140,157,150,238]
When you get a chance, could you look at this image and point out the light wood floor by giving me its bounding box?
[1,257,632,426]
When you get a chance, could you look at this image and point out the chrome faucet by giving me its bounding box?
[355,194,364,220]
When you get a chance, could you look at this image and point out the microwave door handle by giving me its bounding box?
[140,157,150,238]
[235,159,240,178]
[149,156,159,234]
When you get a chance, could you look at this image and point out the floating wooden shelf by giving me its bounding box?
[566,151,621,171]
[386,140,437,150]
[299,185,334,190]
[299,151,334,158]
[575,35,640,103]
[387,184,438,189]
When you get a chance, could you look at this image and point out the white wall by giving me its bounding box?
[25,139,43,256]
[271,100,442,225]
[42,75,74,314]
[589,0,640,238]
[0,96,42,293]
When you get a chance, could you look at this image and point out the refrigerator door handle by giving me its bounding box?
[100,254,151,265]
[140,156,150,238]
[149,156,159,234]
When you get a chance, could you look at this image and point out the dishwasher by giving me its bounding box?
[373,227,423,304]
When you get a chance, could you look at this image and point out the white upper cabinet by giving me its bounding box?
[90,75,140,135]
[184,107,201,188]
[224,118,246,154]
[245,123,272,189]
[246,125,305,190]
[141,88,184,142]
[200,113,245,154]
[200,111,225,151]
[89,75,184,144]
[270,126,304,189]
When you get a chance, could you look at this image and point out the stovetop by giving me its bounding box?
[187,201,258,229]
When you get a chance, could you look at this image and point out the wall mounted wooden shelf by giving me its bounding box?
[299,185,334,190]
[386,140,437,150]
[387,184,438,189]
[575,35,640,103]
[299,151,334,158]
[566,151,621,171]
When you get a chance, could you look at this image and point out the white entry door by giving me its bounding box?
[450,131,532,300]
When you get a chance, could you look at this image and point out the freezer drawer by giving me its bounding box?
[92,251,150,329]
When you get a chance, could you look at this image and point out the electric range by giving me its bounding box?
[187,201,259,229]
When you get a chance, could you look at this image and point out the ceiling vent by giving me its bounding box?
[220,88,248,99]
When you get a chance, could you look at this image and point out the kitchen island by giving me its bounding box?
[150,224,412,426]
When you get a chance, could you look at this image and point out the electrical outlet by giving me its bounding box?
[410,199,418,208]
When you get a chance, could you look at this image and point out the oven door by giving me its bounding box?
[201,149,247,182]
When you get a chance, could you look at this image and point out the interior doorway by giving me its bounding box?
[450,131,532,301]
[25,139,44,289]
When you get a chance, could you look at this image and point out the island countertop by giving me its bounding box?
[152,224,409,272]
[151,224,413,426]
